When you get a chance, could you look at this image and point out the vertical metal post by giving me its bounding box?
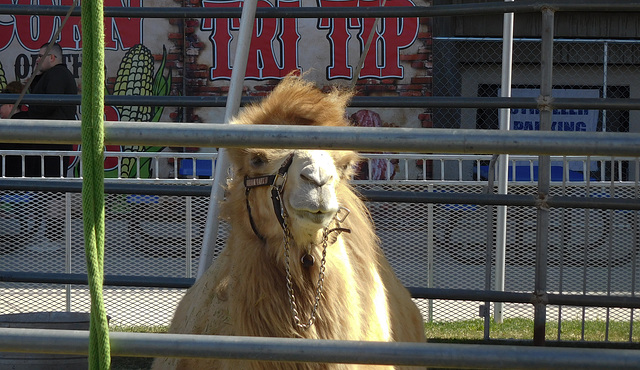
[580,163,591,340]
[65,192,72,312]
[605,165,615,341]
[197,0,258,279]
[557,171,566,341]
[533,7,555,346]
[602,48,613,342]
[494,0,514,324]
[485,155,498,341]
[427,184,434,323]
[186,196,193,279]
[602,41,608,132]
[632,159,639,341]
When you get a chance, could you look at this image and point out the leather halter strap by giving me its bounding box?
[244,153,295,241]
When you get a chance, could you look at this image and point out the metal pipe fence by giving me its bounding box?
[1,1,640,368]
[5,270,640,310]
[5,94,640,113]
[3,175,640,210]
[2,120,640,156]
[4,94,640,111]
[2,327,640,369]
[0,1,637,18]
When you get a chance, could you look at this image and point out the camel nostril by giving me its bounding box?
[300,172,325,187]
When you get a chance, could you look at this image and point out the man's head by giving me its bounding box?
[36,42,63,73]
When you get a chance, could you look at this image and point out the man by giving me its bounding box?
[24,42,78,251]
[28,42,78,121]
[27,43,77,179]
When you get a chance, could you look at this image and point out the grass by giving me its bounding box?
[110,325,167,370]
[110,325,168,334]
[107,319,639,369]
[425,317,640,343]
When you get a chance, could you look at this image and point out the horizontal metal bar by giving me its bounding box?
[410,288,640,309]
[435,36,640,45]
[0,0,638,18]
[0,94,239,108]
[3,271,638,309]
[3,94,640,111]
[0,270,193,289]
[2,274,639,309]
[1,1,639,18]
[2,180,639,210]
[0,179,209,196]
[1,327,639,369]
[2,120,640,157]
[409,287,533,304]
[546,293,640,310]
[363,190,640,210]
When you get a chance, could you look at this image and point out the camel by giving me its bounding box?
[152,75,426,370]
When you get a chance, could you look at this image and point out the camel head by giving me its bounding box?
[224,75,360,247]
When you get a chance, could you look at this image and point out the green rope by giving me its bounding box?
[80,1,110,369]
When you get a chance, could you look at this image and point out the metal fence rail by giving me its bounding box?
[2,327,640,369]
[2,120,640,156]
[0,1,637,18]
[1,1,640,368]
[1,139,639,342]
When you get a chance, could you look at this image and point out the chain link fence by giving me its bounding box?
[1,151,638,344]
[433,37,640,181]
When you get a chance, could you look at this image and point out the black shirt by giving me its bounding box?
[28,63,78,120]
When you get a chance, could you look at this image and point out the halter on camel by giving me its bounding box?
[243,151,351,329]
[243,152,295,241]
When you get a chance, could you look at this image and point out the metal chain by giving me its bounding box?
[283,208,329,330]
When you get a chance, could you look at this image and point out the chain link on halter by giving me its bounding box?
[282,203,351,330]
[283,209,328,330]
[244,152,351,330]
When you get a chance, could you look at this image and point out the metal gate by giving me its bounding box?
[1,1,640,368]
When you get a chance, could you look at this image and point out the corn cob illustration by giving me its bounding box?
[113,44,155,178]
[0,60,7,91]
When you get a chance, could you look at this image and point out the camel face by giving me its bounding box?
[237,146,357,244]
[283,150,340,235]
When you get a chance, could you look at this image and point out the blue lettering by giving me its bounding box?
[550,121,588,131]
[524,121,535,130]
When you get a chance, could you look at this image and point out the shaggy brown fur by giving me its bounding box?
[152,76,426,370]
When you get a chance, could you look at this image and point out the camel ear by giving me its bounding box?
[224,147,249,174]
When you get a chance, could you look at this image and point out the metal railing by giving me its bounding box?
[1,1,640,367]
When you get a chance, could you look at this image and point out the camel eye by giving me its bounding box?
[334,154,355,172]
[250,153,267,167]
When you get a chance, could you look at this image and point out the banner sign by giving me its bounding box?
[0,0,429,179]
[201,0,418,80]
[507,88,600,175]
[509,88,600,132]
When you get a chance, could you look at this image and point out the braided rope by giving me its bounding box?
[80,1,111,369]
